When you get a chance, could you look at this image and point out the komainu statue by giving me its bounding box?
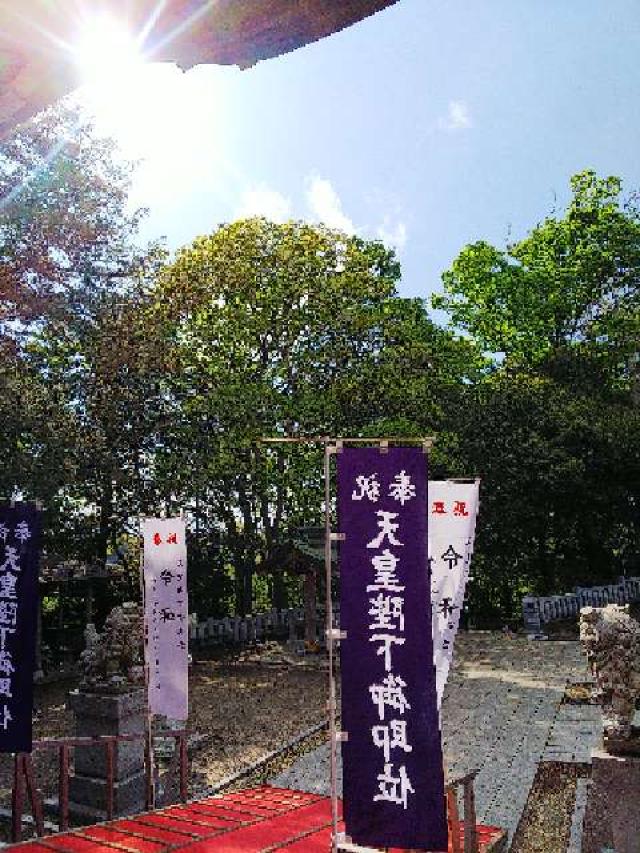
[579,604,640,754]
[80,601,145,691]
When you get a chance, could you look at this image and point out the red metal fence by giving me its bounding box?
[11,730,188,843]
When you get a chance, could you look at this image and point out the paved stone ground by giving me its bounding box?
[271,633,601,849]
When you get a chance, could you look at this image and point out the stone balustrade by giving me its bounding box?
[522,577,640,634]
[188,606,340,647]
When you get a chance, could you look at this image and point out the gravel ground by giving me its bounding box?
[509,762,590,853]
[188,656,328,791]
[0,650,329,817]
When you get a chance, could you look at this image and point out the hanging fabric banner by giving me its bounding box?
[337,446,447,851]
[142,518,189,721]
[429,480,480,708]
[0,502,42,753]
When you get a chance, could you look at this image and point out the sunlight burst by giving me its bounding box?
[74,16,144,86]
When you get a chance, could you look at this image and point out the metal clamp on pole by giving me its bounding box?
[330,532,346,541]
[326,628,347,641]
[333,730,349,742]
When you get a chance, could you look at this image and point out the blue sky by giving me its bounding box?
[90,0,640,305]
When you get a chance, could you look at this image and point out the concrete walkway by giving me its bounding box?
[271,633,600,848]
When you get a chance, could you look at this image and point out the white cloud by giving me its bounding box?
[437,100,472,131]
[236,185,292,223]
[305,175,356,234]
[376,217,408,252]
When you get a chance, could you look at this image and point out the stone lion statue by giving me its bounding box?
[579,604,640,753]
[80,602,145,691]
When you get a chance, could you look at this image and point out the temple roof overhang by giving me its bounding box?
[0,0,399,139]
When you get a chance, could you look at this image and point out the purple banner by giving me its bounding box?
[337,446,447,850]
[0,503,42,753]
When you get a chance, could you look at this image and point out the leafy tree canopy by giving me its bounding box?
[433,171,640,387]
[155,218,477,612]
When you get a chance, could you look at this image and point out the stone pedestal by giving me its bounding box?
[68,688,147,821]
[581,750,640,853]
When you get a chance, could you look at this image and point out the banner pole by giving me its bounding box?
[324,441,339,853]
[139,521,156,810]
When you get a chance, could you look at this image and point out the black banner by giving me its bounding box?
[0,503,42,753]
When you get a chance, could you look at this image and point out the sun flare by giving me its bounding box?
[70,13,228,194]
[74,16,144,86]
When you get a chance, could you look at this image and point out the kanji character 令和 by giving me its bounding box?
[438,597,457,618]
[441,544,464,571]
[160,608,176,622]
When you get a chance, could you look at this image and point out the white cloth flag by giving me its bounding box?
[142,518,189,720]
[429,480,480,708]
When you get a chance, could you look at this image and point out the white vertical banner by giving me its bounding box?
[142,517,189,720]
[429,480,480,708]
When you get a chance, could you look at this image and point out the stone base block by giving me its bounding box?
[68,688,146,797]
[73,736,145,779]
[69,771,146,820]
[581,750,640,853]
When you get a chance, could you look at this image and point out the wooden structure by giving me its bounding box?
[37,556,125,674]
[0,0,400,139]
[259,527,336,647]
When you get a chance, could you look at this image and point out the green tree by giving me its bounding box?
[438,375,640,624]
[433,171,639,386]
[434,170,640,623]
[0,101,149,351]
[0,102,166,571]
[156,218,473,614]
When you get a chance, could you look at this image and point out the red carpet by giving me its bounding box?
[9,785,505,852]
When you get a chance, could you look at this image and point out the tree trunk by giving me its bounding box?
[97,474,114,560]
[235,559,253,616]
[303,571,317,645]
[272,571,288,610]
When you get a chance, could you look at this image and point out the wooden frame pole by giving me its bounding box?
[139,519,156,811]
[324,441,340,853]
